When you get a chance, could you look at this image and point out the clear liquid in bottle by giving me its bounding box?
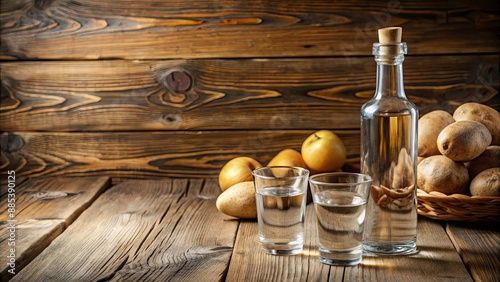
[361,27,418,255]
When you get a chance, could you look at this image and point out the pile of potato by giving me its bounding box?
[417,102,500,196]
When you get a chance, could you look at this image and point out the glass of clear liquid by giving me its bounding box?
[309,172,372,266]
[252,166,310,255]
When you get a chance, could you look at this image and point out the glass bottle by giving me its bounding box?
[360,27,418,255]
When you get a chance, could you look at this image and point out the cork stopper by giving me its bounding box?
[374,27,406,59]
[378,27,402,43]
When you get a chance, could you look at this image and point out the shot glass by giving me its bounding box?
[252,166,310,255]
[309,172,372,266]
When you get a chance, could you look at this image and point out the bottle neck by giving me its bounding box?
[375,63,405,98]
[372,42,407,98]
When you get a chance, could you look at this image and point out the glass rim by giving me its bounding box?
[252,166,310,179]
[309,172,372,186]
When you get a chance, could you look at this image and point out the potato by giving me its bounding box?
[417,156,426,165]
[417,155,469,195]
[216,181,257,218]
[418,110,455,157]
[453,102,500,145]
[437,120,492,162]
[470,168,500,196]
[466,146,500,179]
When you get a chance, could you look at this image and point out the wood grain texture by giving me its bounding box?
[446,223,500,282]
[226,203,332,281]
[0,130,360,179]
[1,56,498,132]
[227,204,473,281]
[1,0,498,60]
[0,176,110,280]
[355,217,472,282]
[11,178,236,282]
[110,179,233,281]
[3,177,495,281]
[0,1,498,181]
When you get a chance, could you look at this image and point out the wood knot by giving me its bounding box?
[0,133,24,153]
[164,70,193,93]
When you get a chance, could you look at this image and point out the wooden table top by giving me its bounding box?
[1,176,499,281]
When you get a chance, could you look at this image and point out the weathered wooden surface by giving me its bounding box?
[446,223,500,282]
[355,219,473,282]
[1,1,499,180]
[226,204,332,281]
[1,55,498,179]
[1,56,498,132]
[5,177,499,281]
[1,0,499,60]
[0,176,110,280]
[0,130,361,179]
[227,205,473,281]
[11,178,236,282]
[110,179,233,281]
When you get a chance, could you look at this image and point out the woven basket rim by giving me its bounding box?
[417,188,500,222]
[417,189,500,201]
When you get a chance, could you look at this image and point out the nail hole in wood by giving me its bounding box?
[161,113,181,124]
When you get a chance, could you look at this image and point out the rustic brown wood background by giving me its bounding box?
[1,0,499,180]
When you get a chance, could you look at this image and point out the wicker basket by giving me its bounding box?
[417,189,500,222]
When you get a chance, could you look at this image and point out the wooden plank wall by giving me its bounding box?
[1,0,499,180]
